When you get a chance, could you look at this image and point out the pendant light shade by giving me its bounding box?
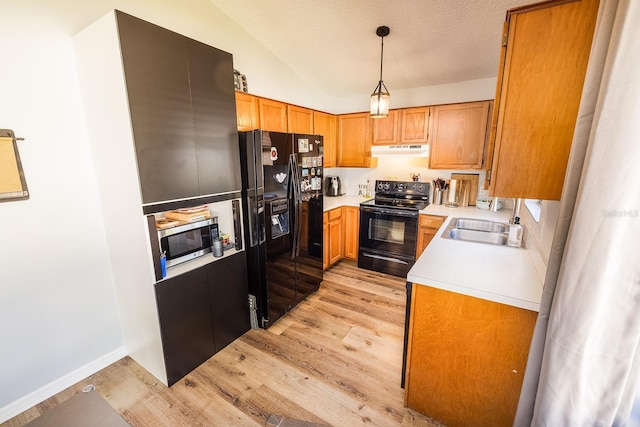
[371,26,390,118]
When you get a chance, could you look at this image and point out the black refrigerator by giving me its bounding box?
[239,130,323,328]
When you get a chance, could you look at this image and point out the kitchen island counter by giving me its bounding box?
[409,205,544,311]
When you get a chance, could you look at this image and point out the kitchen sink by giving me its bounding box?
[454,218,509,234]
[441,217,524,247]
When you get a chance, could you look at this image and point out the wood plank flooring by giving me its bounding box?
[3,261,443,427]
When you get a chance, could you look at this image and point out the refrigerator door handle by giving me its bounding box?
[289,154,300,259]
[292,155,302,257]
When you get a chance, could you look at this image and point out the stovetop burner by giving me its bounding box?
[360,180,431,211]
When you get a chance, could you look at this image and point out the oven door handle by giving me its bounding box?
[359,206,419,217]
[361,252,410,265]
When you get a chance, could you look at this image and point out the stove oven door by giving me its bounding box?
[358,206,418,277]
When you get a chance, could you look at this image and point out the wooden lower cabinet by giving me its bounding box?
[328,208,343,267]
[415,214,445,257]
[323,207,343,269]
[342,206,359,260]
[404,284,537,427]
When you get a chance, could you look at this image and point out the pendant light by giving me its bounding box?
[370,26,390,118]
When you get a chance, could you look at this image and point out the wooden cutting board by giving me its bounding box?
[451,173,480,206]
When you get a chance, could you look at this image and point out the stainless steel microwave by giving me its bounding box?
[158,217,219,267]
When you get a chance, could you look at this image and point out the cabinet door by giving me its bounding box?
[328,208,343,266]
[235,92,259,131]
[155,267,215,386]
[208,252,250,352]
[258,98,288,132]
[337,113,375,168]
[488,0,599,199]
[188,40,242,196]
[288,105,314,134]
[429,101,490,170]
[313,111,337,168]
[342,206,360,260]
[372,109,400,145]
[416,215,445,258]
[400,107,430,144]
[405,284,537,426]
[117,11,199,204]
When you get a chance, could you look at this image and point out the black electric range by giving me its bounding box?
[358,180,430,277]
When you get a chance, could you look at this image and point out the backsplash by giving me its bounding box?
[324,156,488,199]
[520,199,560,267]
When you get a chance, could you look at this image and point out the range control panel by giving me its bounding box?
[375,180,430,197]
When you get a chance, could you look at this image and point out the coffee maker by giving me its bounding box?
[325,176,342,197]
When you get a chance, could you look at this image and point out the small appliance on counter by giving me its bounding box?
[325,176,342,197]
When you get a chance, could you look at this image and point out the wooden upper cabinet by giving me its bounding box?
[488,0,599,200]
[429,101,491,170]
[313,111,337,168]
[372,109,400,145]
[235,91,259,131]
[287,105,313,134]
[258,97,288,132]
[400,107,430,144]
[337,112,377,168]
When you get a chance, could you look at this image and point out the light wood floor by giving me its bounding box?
[3,261,443,427]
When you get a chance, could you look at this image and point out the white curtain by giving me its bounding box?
[515,0,640,425]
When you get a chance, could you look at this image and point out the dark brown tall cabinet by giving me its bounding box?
[117,11,241,206]
[74,11,249,387]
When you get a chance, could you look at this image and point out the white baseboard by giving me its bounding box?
[0,346,127,423]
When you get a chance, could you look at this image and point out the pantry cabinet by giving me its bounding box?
[487,0,599,199]
[313,111,337,168]
[415,214,445,257]
[235,91,259,131]
[342,206,360,260]
[404,283,537,426]
[287,105,314,134]
[337,112,377,168]
[258,98,288,132]
[429,101,491,170]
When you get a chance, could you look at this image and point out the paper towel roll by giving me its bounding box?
[448,179,457,203]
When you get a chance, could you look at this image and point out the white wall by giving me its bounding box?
[0,0,498,420]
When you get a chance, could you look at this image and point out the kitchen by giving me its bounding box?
[1,0,638,426]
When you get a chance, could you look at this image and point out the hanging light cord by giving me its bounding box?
[378,34,385,85]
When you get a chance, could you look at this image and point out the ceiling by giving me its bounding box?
[208,0,533,98]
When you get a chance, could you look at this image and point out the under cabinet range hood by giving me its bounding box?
[371,144,429,157]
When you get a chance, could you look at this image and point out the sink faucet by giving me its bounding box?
[510,198,522,224]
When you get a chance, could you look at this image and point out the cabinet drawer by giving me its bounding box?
[419,215,445,229]
[328,207,342,221]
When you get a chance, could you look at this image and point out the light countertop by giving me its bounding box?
[323,195,371,212]
[409,204,544,311]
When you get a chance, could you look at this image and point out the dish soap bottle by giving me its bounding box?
[508,217,523,247]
